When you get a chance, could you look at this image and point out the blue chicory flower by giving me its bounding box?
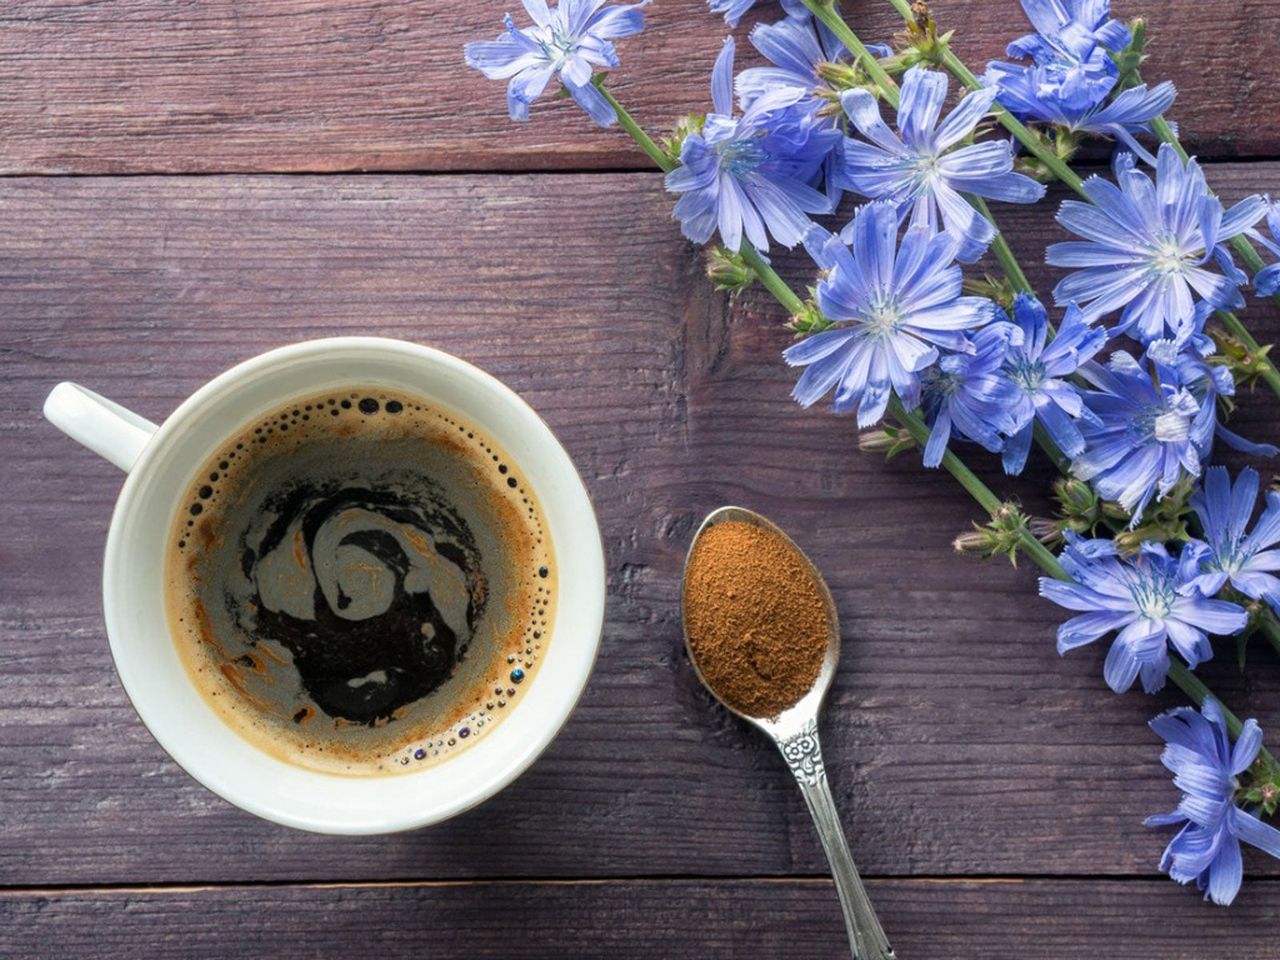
[1248,199,1280,297]
[709,0,808,28]
[1040,533,1247,693]
[920,322,1023,467]
[983,0,1174,159]
[1046,145,1267,342]
[737,15,891,112]
[1146,700,1280,905]
[1009,0,1132,55]
[464,0,648,126]
[1003,0,1132,113]
[1070,352,1213,520]
[835,66,1045,263]
[783,203,996,426]
[736,16,889,211]
[1182,466,1280,612]
[665,37,840,253]
[1001,293,1106,475]
[985,65,1175,164]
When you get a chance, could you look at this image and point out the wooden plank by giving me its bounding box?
[2,169,1279,886]
[0,0,1276,175]
[3,878,1279,959]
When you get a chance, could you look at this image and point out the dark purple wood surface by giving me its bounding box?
[0,0,1277,174]
[2,2,1280,956]
[4,879,1280,960]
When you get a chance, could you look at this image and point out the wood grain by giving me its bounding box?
[4,878,1279,959]
[0,0,1277,175]
[2,169,1279,889]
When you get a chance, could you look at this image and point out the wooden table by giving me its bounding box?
[2,2,1278,956]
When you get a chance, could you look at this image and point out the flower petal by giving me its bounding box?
[1206,834,1242,906]
[711,36,735,116]
[897,66,949,149]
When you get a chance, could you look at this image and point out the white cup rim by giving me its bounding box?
[93,337,605,833]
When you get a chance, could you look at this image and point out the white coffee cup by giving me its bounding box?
[43,337,606,834]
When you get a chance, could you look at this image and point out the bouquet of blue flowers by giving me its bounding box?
[467,0,1280,905]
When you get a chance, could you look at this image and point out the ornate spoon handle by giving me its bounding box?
[777,720,895,960]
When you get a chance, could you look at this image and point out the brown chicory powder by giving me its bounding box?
[683,519,830,719]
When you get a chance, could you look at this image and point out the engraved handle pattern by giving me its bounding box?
[779,721,824,784]
[779,720,895,960]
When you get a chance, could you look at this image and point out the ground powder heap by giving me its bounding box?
[683,518,830,719]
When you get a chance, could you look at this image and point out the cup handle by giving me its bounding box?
[43,382,159,473]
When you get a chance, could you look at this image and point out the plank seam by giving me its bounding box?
[3,873,1276,896]
[2,156,1280,180]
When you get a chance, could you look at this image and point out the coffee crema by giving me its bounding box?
[164,388,555,776]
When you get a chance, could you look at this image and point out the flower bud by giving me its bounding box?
[1056,478,1098,515]
[1209,326,1274,389]
[964,274,1016,310]
[858,426,915,459]
[787,300,832,336]
[1101,500,1131,521]
[705,247,756,294]
[1028,516,1063,545]
[814,60,866,92]
[952,528,992,557]
[1110,529,1144,554]
[954,504,1029,565]
[1113,18,1148,90]
[1049,477,1108,535]
[858,430,897,453]
[1239,767,1280,818]
[895,1,953,67]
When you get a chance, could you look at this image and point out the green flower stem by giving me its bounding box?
[1212,307,1280,396]
[600,85,676,172]
[742,249,808,314]
[972,197,1034,294]
[887,397,1069,575]
[886,397,1000,513]
[602,81,1271,762]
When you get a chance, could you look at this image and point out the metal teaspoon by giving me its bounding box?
[681,506,895,960]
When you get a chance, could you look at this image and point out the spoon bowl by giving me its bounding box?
[681,505,840,739]
[681,506,895,960]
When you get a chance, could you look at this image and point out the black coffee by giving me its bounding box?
[165,389,555,775]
